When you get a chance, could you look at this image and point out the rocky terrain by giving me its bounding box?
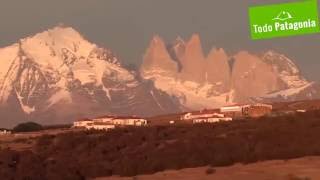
[0,26,319,127]
[141,35,320,109]
[0,26,181,127]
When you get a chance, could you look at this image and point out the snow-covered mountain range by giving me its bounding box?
[141,35,320,109]
[0,26,319,127]
[0,26,181,127]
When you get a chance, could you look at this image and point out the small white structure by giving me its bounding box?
[94,116,148,126]
[296,109,307,113]
[220,104,273,113]
[73,119,115,131]
[253,103,273,109]
[85,123,115,131]
[220,105,243,113]
[73,116,148,130]
[193,117,232,124]
[73,119,93,128]
[220,103,273,117]
[181,111,232,124]
[181,112,225,121]
[0,130,11,135]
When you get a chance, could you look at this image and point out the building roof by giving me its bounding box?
[92,122,115,126]
[251,103,273,108]
[221,103,272,109]
[183,109,220,116]
[94,115,144,119]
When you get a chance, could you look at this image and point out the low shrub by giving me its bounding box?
[13,122,43,133]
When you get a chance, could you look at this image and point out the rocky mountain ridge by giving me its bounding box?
[0,26,181,127]
[141,34,320,109]
[0,27,319,127]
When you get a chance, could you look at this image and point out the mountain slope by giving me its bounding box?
[231,51,282,102]
[257,51,320,102]
[141,35,320,109]
[1,28,318,127]
[0,26,181,127]
[141,35,232,110]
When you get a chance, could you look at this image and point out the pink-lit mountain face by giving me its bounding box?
[0,27,319,127]
[0,26,181,127]
[141,35,320,109]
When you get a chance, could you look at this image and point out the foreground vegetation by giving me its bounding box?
[1,111,320,179]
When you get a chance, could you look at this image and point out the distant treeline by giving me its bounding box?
[7,122,72,133]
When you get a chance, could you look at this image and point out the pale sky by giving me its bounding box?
[1,0,320,80]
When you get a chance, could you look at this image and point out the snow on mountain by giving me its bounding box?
[0,45,20,104]
[262,50,308,88]
[0,26,181,127]
[263,82,314,99]
[256,51,320,101]
[141,35,319,109]
[0,27,317,127]
[141,73,230,110]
